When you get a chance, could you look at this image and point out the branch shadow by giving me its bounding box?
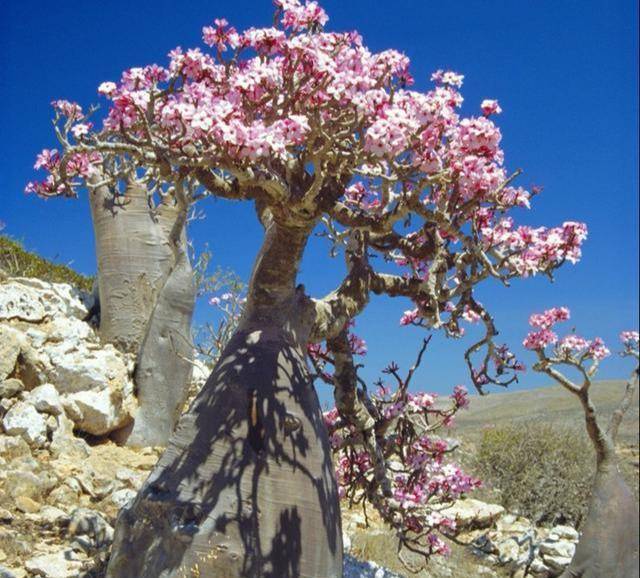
[107,325,341,578]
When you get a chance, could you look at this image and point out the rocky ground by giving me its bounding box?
[0,277,583,577]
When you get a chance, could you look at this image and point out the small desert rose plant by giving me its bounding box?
[524,309,639,577]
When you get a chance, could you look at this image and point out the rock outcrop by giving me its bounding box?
[0,278,136,440]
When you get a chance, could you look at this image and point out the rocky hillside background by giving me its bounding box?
[0,239,637,578]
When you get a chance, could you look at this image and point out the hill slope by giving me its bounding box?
[454,380,639,445]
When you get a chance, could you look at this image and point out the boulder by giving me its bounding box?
[68,508,114,550]
[539,539,576,559]
[441,499,505,530]
[543,554,573,574]
[2,401,48,447]
[49,415,90,459]
[109,488,137,510]
[63,388,134,436]
[41,316,93,347]
[35,506,69,526]
[528,558,551,576]
[9,278,89,320]
[0,283,46,322]
[5,470,44,500]
[45,342,129,395]
[0,436,31,460]
[0,566,17,578]
[15,496,40,514]
[0,327,21,381]
[548,524,579,542]
[0,379,23,400]
[24,550,84,578]
[28,384,63,415]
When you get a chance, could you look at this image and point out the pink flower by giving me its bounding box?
[481,99,502,116]
[523,328,558,350]
[620,331,639,346]
[587,337,610,360]
[528,307,571,330]
[51,100,84,120]
[431,69,464,88]
[33,149,59,171]
[400,308,420,326]
[278,0,329,31]
[71,123,92,139]
[98,82,118,97]
[451,385,469,409]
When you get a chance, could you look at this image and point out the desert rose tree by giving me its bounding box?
[525,311,639,578]
[27,1,588,575]
[27,103,198,447]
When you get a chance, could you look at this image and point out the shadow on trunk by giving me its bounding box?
[106,324,342,578]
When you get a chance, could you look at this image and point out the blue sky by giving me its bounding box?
[1,0,638,403]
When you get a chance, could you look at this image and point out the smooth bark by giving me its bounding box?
[558,375,639,578]
[88,180,195,446]
[559,458,639,578]
[107,216,343,577]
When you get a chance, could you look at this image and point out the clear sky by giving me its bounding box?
[1,0,638,404]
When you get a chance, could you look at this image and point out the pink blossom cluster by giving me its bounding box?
[25,148,101,196]
[523,307,570,350]
[524,306,610,361]
[529,306,571,329]
[451,384,470,409]
[27,0,523,213]
[481,99,502,116]
[481,219,588,276]
[400,308,420,326]
[620,331,639,349]
[324,354,477,558]
[277,0,329,31]
[557,335,610,360]
[202,18,241,51]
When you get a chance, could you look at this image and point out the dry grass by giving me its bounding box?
[0,235,93,291]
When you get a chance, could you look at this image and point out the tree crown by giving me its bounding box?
[27,0,586,389]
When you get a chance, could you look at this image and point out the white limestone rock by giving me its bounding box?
[548,524,579,542]
[11,278,89,320]
[0,379,24,400]
[0,327,22,381]
[109,488,137,510]
[441,499,505,529]
[543,554,573,573]
[45,343,129,395]
[539,539,576,559]
[24,550,84,578]
[63,388,134,436]
[0,282,46,322]
[2,401,48,447]
[28,383,64,415]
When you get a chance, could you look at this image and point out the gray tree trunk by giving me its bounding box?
[559,459,639,578]
[88,180,195,446]
[106,216,343,577]
[558,380,639,578]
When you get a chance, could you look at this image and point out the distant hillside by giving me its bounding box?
[454,380,639,445]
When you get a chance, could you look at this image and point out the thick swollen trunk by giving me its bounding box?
[89,181,195,446]
[106,217,343,577]
[559,389,639,578]
[559,458,639,578]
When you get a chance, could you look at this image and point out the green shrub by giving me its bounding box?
[474,422,594,528]
[0,235,94,292]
